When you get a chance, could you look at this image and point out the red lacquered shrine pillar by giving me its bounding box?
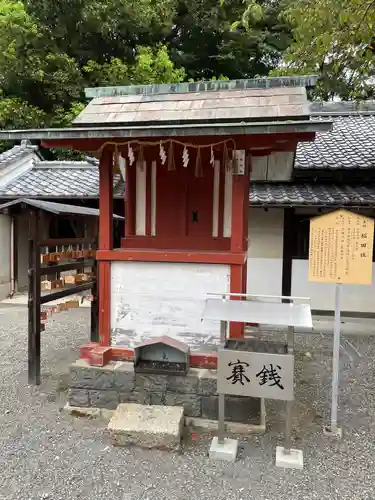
[229,155,250,339]
[98,148,113,346]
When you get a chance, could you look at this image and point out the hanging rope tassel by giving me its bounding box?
[167,142,176,171]
[210,145,215,166]
[232,148,237,173]
[159,142,167,165]
[128,143,135,165]
[113,145,120,173]
[222,142,229,172]
[138,145,145,170]
[195,147,203,177]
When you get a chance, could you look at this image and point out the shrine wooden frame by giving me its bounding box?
[28,209,98,385]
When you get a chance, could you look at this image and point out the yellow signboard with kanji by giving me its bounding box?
[308,209,374,285]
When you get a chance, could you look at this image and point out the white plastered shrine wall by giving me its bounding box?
[110,262,230,348]
[112,158,231,348]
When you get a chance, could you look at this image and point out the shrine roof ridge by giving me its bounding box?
[0,119,332,141]
[310,100,375,116]
[84,76,319,99]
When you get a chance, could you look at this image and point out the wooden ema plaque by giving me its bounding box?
[308,209,374,285]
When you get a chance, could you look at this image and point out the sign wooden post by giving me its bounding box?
[308,209,374,437]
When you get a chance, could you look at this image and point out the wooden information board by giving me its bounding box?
[308,209,374,285]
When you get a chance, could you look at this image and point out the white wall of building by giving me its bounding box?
[291,260,375,313]
[16,213,29,292]
[247,208,283,296]
[111,261,230,348]
[246,207,375,314]
[0,214,11,299]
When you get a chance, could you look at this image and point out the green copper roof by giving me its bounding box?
[84,76,319,99]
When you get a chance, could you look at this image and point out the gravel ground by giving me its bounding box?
[0,304,374,500]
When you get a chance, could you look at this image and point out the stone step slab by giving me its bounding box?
[107,403,184,451]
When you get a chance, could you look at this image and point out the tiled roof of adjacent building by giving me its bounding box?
[0,141,39,168]
[111,180,375,207]
[0,100,374,203]
[0,162,123,198]
[296,101,375,170]
[250,183,375,206]
[3,170,374,205]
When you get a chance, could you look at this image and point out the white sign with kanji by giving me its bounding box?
[218,349,294,401]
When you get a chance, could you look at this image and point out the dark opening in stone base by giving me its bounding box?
[134,360,187,375]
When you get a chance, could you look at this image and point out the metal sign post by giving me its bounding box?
[218,317,227,445]
[283,325,295,454]
[325,283,343,437]
[308,209,374,438]
[203,293,312,468]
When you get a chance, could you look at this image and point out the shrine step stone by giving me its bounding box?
[107,403,184,451]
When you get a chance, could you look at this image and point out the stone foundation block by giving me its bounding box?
[198,370,217,396]
[167,370,199,394]
[70,359,115,390]
[108,403,184,451]
[201,395,260,423]
[89,390,119,409]
[118,390,165,405]
[67,360,264,427]
[118,391,147,405]
[165,392,201,417]
[68,388,89,407]
[113,362,135,391]
[135,373,168,392]
[149,392,165,405]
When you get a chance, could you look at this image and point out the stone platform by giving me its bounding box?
[68,359,262,425]
[108,403,184,451]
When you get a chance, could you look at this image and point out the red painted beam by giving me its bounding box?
[111,347,134,362]
[96,248,246,265]
[79,345,218,370]
[41,132,316,153]
[120,236,230,251]
[190,352,218,370]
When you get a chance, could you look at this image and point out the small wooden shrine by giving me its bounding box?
[0,77,331,370]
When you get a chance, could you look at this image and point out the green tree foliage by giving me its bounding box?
[0,0,291,141]
[82,46,186,87]
[169,0,291,80]
[0,0,183,134]
[271,0,375,100]
[23,0,177,65]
